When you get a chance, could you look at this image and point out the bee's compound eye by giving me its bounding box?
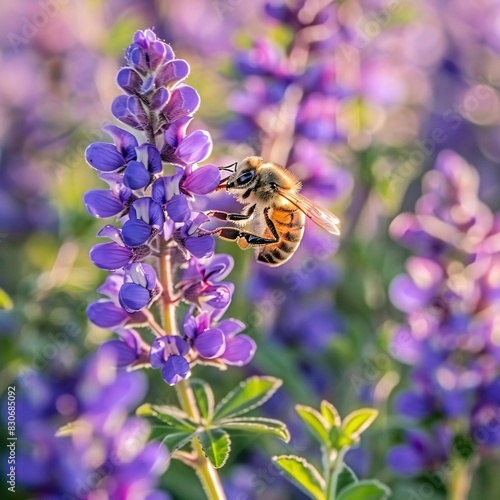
[236,170,255,185]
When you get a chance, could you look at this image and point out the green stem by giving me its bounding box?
[448,457,477,500]
[326,447,347,500]
[158,239,226,500]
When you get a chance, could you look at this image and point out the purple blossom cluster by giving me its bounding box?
[85,29,255,385]
[15,350,169,499]
[387,150,500,475]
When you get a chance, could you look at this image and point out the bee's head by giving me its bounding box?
[222,156,263,191]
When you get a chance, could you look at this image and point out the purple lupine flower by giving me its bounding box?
[122,197,165,247]
[119,263,161,312]
[151,336,191,385]
[14,350,170,499]
[90,225,151,270]
[84,28,251,388]
[150,309,255,386]
[387,151,500,473]
[178,254,234,310]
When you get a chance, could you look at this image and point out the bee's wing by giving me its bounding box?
[277,188,341,235]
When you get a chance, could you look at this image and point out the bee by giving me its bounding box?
[208,156,340,267]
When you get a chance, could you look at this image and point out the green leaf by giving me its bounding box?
[341,409,378,440]
[273,455,326,500]
[161,430,198,452]
[295,405,330,444]
[335,465,358,495]
[337,480,391,500]
[189,379,215,422]
[213,376,282,420]
[329,426,354,450]
[197,429,231,468]
[0,287,13,310]
[320,400,341,428]
[219,417,290,442]
[137,404,197,432]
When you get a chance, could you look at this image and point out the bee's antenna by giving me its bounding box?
[218,162,237,172]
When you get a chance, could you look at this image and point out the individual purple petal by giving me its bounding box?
[162,355,190,386]
[151,88,170,111]
[217,318,246,338]
[84,190,124,218]
[101,339,139,367]
[127,96,149,128]
[387,445,424,476]
[111,95,140,128]
[167,194,191,222]
[87,300,128,328]
[185,235,215,259]
[176,130,213,165]
[90,242,132,270]
[204,254,234,281]
[200,284,231,309]
[125,262,157,290]
[194,328,226,359]
[124,161,151,190]
[183,164,220,195]
[119,283,151,312]
[85,143,125,172]
[122,219,153,247]
[103,125,138,162]
[150,338,166,369]
[163,116,191,149]
[220,334,256,366]
[155,59,190,88]
[136,144,163,174]
[97,224,124,244]
[116,67,143,95]
[148,41,169,70]
[162,86,200,123]
[97,272,124,299]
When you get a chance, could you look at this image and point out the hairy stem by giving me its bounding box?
[158,238,226,500]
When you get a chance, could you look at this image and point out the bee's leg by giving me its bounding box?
[211,209,279,248]
[207,204,256,222]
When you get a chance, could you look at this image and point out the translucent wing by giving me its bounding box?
[277,188,340,235]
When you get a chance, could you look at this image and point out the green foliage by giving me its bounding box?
[272,455,326,500]
[138,376,288,468]
[0,287,13,310]
[273,400,390,500]
[197,429,231,469]
[213,376,282,419]
[336,481,391,500]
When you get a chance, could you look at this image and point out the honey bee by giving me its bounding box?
[208,156,340,267]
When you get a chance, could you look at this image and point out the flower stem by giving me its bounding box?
[448,457,477,500]
[158,238,226,500]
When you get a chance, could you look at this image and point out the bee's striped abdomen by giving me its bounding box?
[257,207,305,266]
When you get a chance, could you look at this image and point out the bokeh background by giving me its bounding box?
[2,0,500,498]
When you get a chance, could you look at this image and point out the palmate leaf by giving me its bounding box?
[336,480,391,500]
[137,404,199,453]
[160,430,198,452]
[189,379,215,422]
[213,376,282,420]
[273,455,326,500]
[137,404,197,432]
[197,429,231,468]
[295,404,330,445]
[219,417,290,442]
